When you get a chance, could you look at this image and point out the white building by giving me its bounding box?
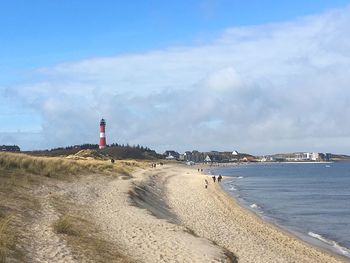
[204,155,212,163]
[165,153,175,160]
[311,152,319,161]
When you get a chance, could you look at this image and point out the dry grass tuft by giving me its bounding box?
[0,216,15,263]
[53,215,80,236]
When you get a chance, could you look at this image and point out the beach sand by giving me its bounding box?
[89,163,348,262]
[91,167,233,262]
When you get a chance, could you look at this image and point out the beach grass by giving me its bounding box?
[53,215,81,236]
[0,151,138,179]
[0,216,15,263]
[0,152,141,262]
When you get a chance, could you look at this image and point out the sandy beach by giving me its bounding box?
[87,163,349,262]
[1,154,349,262]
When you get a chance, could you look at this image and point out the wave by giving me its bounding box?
[250,203,259,209]
[237,176,244,179]
[308,232,350,256]
[229,186,237,191]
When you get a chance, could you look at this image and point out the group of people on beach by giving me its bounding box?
[212,175,222,183]
[151,162,163,168]
[205,174,222,188]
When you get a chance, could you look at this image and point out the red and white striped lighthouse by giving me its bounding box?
[99,118,106,149]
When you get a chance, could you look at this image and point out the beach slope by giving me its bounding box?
[162,164,348,263]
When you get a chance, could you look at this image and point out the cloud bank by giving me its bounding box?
[3,5,350,154]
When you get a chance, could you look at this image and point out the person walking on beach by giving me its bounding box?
[205,179,208,189]
[212,175,216,183]
[218,175,222,183]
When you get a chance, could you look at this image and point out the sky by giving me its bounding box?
[1,0,350,155]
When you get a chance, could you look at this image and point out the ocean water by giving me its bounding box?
[212,162,350,258]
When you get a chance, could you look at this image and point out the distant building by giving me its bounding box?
[184,151,192,161]
[191,150,202,163]
[163,150,180,160]
[1,145,20,152]
[306,152,310,160]
[241,156,256,162]
[311,152,319,161]
[165,154,175,160]
[204,155,212,163]
[232,150,239,155]
[258,156,267,162]
[178,154,185,161]
[325,153,332,161]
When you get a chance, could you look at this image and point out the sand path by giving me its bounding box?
[21,184,80,263]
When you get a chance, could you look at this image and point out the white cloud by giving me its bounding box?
[205,67,243,91]
[3,5,350,154]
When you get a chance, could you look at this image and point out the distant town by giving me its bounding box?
[163,150,350,163]
[2,144,350,163]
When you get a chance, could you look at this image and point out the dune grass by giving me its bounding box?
[0,152,83,177]
[0,169,39,263]
[0,216,15,263]
[0,152,124,178]
[0,152,146,262]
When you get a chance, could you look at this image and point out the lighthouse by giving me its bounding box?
[99,118,106,149]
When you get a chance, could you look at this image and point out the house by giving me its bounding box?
[184,151,192,161]
[163,150,180,160]
[311,152,319,161]
[190,150,203,163]
[204,155,212,163]
[232,150,239,155]
[1,145,20,152]
[165,154,175,160]
[179,154,185,161]
[258,156,267,162]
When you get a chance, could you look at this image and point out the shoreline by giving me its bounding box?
[165,164,349,262]
[219,177,350,261]
[206,166,350,262]
[194,161,334,167]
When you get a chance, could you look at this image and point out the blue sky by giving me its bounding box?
[1,1,350,153]
[1,0,349,84]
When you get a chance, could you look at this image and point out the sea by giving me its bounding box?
[211,162,350,258]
